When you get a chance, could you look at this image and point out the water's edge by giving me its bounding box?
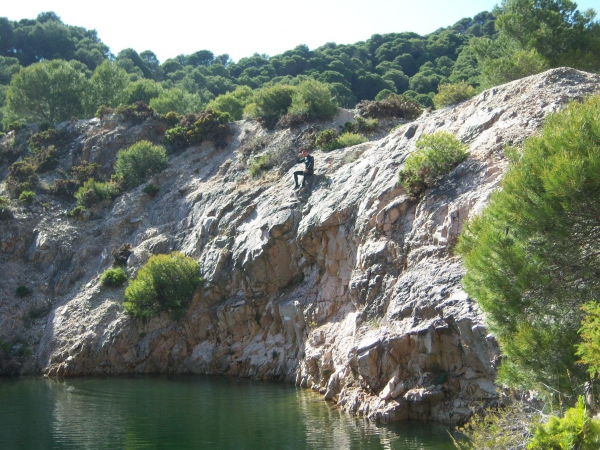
[0,375,457,449]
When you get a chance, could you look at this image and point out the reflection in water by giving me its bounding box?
[0,376,455,449]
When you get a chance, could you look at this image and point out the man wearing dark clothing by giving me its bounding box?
[294,149,314,189]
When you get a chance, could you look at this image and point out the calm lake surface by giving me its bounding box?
[0,376,456,449]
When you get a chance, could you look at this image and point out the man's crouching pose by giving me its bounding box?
[294,148,314,189]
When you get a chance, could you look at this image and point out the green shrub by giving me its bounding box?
[456,96,600,397]
[527,397,600,449]
[162,111,182,127]
[18,190,35,205]
[336,132,367,149]
[74,179,120,207]
[114,141,168,188]
[356,94,422,119]
[164,125,188,150]
[66,205,86,218]
[143,183,160,197]
[95,105,113,119]
[7,122,25,132]
[355,116,378,133]
[71,161,102,182]
[207,86,254,121]
[316,130,366,152]
[398,131,468,196]
[453,397,540,449]
[6,160,37,197]
[38,122,52,132]
[33,145,58,172]
[115,102,155,124]
[433,82,477,109]
[415,94,434,109]
[254,85,296,129]
[0,196,12,220]
[243,103,258,119]
[15,285,32,297]
[149,88,204,115]
[24,302,52,324]
[248,154,274,178]
[163,110,231,150]
[315,129,338,151]
[123,252,202,319]
[52,179,82,198]
[29,128,67,151]
[288,79,338,121]
[186,110,231,147]
[577,301,600,378]
[375,89,395,101]
[100,267,128,287]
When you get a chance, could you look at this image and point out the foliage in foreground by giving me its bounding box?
[577,301,600,378]
[527,397,600,450]
[453,397,539,450]
[398,131,468,196]
[114,140,168,188]
[457,95,600,400]
[123,252,202,319]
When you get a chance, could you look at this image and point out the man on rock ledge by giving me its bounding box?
[294,148,314,189]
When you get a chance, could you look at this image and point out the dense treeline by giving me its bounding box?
[0,10,495,129]
[0,0,598,132]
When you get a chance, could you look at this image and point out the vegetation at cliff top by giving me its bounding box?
[123,252,202,319]
[1,2,598,131]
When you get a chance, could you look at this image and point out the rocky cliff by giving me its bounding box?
[1,68,599,424]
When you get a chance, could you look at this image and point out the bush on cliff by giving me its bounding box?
[74,179,120,207]
[100,267,127,287]
[356,94,422,119]
[287,79,338,121]
[207,86,254,121]
[432,82,477,108]
[457,95,600,403]
[398,131,468,196]
[123,252,202,319]
[0,196,12,220]
[163,110,231,150]
[253,84,296,129]
[114,140,168,188]
[315,129,367,152]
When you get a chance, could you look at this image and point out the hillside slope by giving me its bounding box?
[1,67,598,424]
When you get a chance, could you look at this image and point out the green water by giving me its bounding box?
[0,376,456,449]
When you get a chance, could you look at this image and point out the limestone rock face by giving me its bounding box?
[1,68,599,423]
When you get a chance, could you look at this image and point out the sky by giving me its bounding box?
[2,0,599,63]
